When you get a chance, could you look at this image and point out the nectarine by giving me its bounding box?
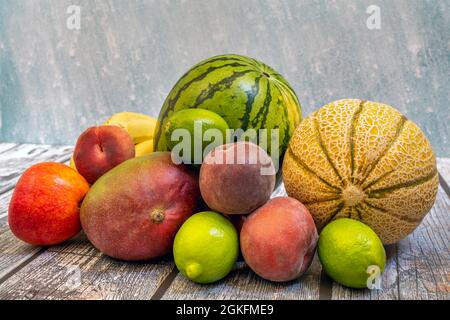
[9,162,89,246]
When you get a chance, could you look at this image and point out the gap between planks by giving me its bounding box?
[0,143,73,285]
[150,183,303,300]
[0,145,449,299]
[1,176,449,299]
[0,248,46,287]
[438,173,450,200]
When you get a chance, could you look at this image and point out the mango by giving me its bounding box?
[80,152,201,261]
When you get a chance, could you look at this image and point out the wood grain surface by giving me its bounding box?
[0,143,448,299]
[0,144,72,280]
[437,158,450,187]
[0,0,449,157]
[331,187,450,300]
[161,257,322,300]
[0,251,175,300]
[0,144,73,194]
[399,184,450,300]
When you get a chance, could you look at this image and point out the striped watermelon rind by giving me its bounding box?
[154,54,302,159]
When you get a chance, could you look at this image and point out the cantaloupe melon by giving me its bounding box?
[282,99,438,244]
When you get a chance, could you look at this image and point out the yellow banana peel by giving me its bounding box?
[69,156,78,171]
[104,112,157,145]
[70,112,157,169]
[135,139,154,157]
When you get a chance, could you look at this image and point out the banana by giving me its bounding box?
[134,139,154,157]
[104,112,157,145]
[69,156,78,171]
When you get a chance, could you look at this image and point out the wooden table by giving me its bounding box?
[0,143,448,300]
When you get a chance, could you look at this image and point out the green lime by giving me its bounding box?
[173,211,239,284]
[318,218,386,289]
[163,109,229,164]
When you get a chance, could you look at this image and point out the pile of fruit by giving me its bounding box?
[8,54,438,289]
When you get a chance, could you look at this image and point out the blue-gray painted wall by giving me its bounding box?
[0,0,449,156]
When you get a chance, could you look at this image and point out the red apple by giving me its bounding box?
[9,162,90,246]
[74,125,135,184]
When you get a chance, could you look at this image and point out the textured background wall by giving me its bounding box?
[0,0,449,156]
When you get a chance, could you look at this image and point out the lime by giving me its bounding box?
[163,109,229,164]
[318,218,386,289]
[173,211,239,284]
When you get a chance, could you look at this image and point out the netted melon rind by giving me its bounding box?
[283,99,438,244]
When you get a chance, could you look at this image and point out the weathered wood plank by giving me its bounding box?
[0,194,39,281]
[0,143,18,154]
[0,144,73,193]
[161,182,321,300]
[0,217,42,280]
[397,186,450,300]
[0,250,174,300]
[47,232,101,257]
[0,143,73,220]
[331,244,399,300]
[161,255,322,300]
[0,143,174,299]
[0,145,448,300]
[331,186,450,300]
[0,190,13,220]
[0,143,73,279]
[437,158,450,188]
[247,182,401,300]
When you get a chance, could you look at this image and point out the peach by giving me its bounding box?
[74,125,135,184]
[199,141,275,214]
[9,162,90,246]
[240,197,318,282]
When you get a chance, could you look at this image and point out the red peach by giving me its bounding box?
[74,125,135,184]
[9,162,90,246]
[240,197,318,282]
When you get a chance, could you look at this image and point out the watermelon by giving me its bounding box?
[154,54,302,159]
